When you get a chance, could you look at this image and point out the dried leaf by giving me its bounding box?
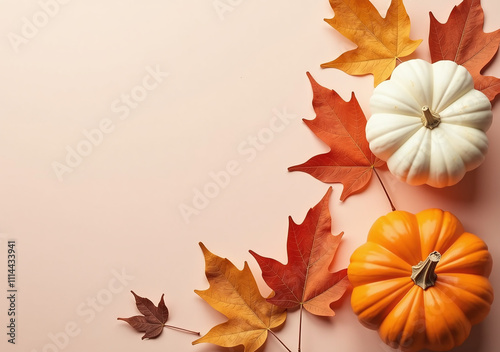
[118,291,169,339]
[250,187,349,316]
[193,243,287,352]
[289,73,385,201]
[429,0,500,101]
[322,0,421,86]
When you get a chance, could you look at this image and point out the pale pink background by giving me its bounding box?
[0,0,498,351]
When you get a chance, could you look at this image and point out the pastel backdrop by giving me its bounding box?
[0,0,498,351]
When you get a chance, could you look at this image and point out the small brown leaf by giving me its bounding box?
[118,291,169,339]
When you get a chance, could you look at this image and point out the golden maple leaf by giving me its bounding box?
[321,0,422,86]
[193,243,287,352]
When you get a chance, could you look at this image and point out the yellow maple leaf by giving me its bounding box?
[193,243,287,352]
[321,0,422,86]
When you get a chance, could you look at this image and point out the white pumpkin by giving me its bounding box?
[366,59,492,187]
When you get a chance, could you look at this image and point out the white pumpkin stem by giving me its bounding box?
[421,106,441,129]
[411,251,441,290]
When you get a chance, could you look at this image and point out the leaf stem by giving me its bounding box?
[269,329,292,352]
[163,324,200,335]
[298,304,303,352]
[396,57,403,65]
[373,168,396,211]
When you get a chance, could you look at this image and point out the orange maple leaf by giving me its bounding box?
[429,0,500,101]
[322,0,422,86]
[193,243,287,352]
[250,187,349,317]
[288,73,385,201]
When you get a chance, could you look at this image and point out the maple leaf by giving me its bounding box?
[193,242,287,352]
[288,73,385,202]
[118,291,199,340]
[429,0,500,101]
[118,291,170,339]
[250,187,349,317]
[322,0,422,86]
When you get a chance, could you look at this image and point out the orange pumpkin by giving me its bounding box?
[348,209,493,352]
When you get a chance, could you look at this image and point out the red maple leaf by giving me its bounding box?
[250,187,349,317]
[429,0,500,101]
[288,73,385,201]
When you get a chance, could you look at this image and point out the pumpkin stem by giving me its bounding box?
[421,106,441,129]
[411,251,441,290]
